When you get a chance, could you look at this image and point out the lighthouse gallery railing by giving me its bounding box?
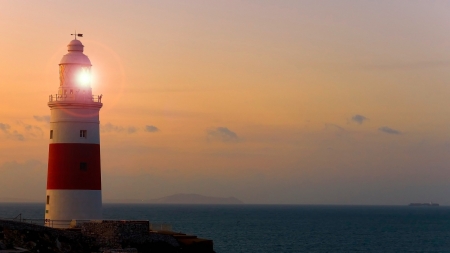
[49,94,102,103]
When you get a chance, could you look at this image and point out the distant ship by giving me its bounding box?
[408,202,439,206]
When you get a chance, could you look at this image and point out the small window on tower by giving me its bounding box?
[47,195,50,205]
[80,130,87,138]
[80,162,87,171]
[50,130,53,139]
[70,89,73,94]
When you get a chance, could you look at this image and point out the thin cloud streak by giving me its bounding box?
[101,123,138,134]
[127,127,137,134]
[18,121,43,138]
[207,127,239,143]
[145,125,159,133]
[379,126,401,135]
[33,115,50,123]
[0,123,24,141]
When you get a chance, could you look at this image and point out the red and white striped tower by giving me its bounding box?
[45,38,103,226]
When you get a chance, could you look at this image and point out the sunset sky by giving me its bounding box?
[1,1,450,204]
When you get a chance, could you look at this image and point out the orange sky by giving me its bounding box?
[1,1,450,204]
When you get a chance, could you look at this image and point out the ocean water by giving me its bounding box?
[1,203,450,253]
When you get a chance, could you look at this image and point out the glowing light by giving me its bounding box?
[77,68,91,86]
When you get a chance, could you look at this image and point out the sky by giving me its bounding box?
[1,0,450,205]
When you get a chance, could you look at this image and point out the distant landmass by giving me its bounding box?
[103,198,144,204]
[149,194,244,204]
[409,202,439,206]
[105,194,244,204]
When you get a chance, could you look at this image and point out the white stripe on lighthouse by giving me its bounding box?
[45,190,102,221]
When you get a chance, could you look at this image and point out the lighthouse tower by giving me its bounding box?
[45,38,103,226]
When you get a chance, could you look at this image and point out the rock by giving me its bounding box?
[0,241,6,250]
[25,240,36,249]
[103,248,138,253]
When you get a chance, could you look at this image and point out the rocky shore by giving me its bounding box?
[0,219,214,253]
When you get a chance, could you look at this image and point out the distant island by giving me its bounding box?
[105,193,244,204]
[409,202,439,206]
[149,193,244,204]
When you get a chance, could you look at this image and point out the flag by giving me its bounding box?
[78,34,83,37]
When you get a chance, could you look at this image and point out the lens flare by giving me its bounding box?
[77,69,91,86]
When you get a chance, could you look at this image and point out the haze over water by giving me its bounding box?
[1,1,450,205]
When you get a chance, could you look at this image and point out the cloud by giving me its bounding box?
[0,123,25,141]
[324,123,346,132]
[101,123,123,133]
[323,123,348,137]
[10,131,24,141]
[379,126,401,135]
[145,125,159,133]
[351,114,368,124]
[17,121,43,138]
[33,115,50,123]
[0,123,9,132]
[101,123,138,134]
[127,127,137,134]
[207,127,239,143]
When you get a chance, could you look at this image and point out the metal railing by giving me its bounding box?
[32,219,92,228]
[49,94,103,103]
[45,219,92,228]
[1,214,90,228]
[2,214,172,231]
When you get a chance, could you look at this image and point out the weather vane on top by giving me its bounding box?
[71,31,83,40]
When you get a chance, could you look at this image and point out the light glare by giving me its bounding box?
[77,69,91,86]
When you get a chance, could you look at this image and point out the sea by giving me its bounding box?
[1,203,450,253]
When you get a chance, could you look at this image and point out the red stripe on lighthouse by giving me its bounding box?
[47,143,101,190]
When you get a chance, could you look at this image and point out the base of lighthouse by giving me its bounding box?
[45,190,102,227]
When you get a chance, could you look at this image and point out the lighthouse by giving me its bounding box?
[45,38,103,226]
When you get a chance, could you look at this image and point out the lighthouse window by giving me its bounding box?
[47,195,50,205]
[50,130,53,139]
[80,130,87,138]
[80,162,87,171]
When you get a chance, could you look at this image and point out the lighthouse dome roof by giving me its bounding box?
[59,40,92,66]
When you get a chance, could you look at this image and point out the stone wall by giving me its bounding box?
[81,220,179,252]
[0,219,179,253]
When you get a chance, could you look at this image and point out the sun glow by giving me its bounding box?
[77,68,91,86]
